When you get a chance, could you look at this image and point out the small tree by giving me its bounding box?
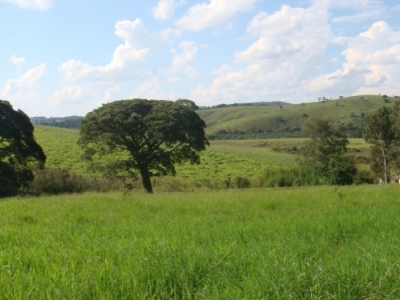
[0,100,46,197]
[301,117,355,185]
[78,99,209,193]
[364,106,394,183]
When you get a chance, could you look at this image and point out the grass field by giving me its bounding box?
[198,95,395,137]
[1,185,400,298]
[33,126,371,184]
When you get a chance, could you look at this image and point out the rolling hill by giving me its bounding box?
[198,95,396,139]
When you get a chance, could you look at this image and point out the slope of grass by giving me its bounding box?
[1,185,400,298]
[33,126,371,184]
[198,95,395,138]
[33,126,298,180]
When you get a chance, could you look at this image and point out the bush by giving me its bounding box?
[353,170,375,185]
[235,176,251,189]
[260,165,321,188]
[28,168,128,196]
[29,168,85,195]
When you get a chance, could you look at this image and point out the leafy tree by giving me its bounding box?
[364,101,400,182]
[78,99,209,193]
[301,117,356,185]
[364,106,394,183]
[0,100,46,197]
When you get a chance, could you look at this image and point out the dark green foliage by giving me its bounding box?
[364,105,396,182]
[353,170,375,185]
[234,176,250,188]
[301,117,355,185]
[79,99,209,193]
[260,165,321,187]
[326,155,357,185]
[28,168,129,195]
[0,100,46,197]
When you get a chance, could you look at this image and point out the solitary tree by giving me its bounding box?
[78,99,209,193]
[0,100,46,197]
[301,117,356,185]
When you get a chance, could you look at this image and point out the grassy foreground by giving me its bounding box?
[1,186,400,299]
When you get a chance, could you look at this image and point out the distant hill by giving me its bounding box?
[197,95,398,140]
[198,101,291,110]
[30,116,84,129]
[31,95,398,139]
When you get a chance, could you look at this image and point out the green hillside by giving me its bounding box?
[198,95,396,139]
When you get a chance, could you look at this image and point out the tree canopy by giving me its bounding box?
[301,117,356,185]
[364,101,400,182]
[0,100,46,197]
[78,99,209,193]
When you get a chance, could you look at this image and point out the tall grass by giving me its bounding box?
[259,165,321,187]
[1,185,400,298]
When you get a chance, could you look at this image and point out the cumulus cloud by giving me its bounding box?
[170,41,197,73]
[191,4,333,104]
[176,0,257,32]
[59,19,157,83]
[131,77,166,99]
[47,85,94,105]
[1,64,47,112]
[152,0,175,20]
[306,21,400,97]
[99,84,121,105]
[311,0,387,23]
[1,0,54,10]
[2,64,46,95]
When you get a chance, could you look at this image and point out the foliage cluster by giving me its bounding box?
[0,100,46,198]
[300,117,357,185]
[26,168,127,196]
[364,100,400,182]
[79,99,209,193]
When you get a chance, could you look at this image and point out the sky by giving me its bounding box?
[1,0,399,117]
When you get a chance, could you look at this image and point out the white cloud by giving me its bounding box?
[131,77,166,99]
[1,64,47,112]
[9,55,25,66]
[1,0,54,10]
[59,19,157,83]
[176,0,257,32]
[2,64,46,95]
[170,41,197,72]
[152,0,175,20]
[312,0,387,23]
[47,85,93,105]
[191,4,334,104]
[306,21,400,97]
[99,84,121,105]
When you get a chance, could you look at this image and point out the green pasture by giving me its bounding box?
[1,185,400,298]
[198,95,393,136]
[33,126,371,182]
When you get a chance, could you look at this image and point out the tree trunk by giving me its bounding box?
[139,164,153,193]
[382,148,389,184]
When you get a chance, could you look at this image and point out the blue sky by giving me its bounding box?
[1,0,399,117]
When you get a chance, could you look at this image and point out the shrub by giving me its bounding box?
[235,177,251,189]
[260,165,321,188]
[28,168,127,196]
[353,170,375,185]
